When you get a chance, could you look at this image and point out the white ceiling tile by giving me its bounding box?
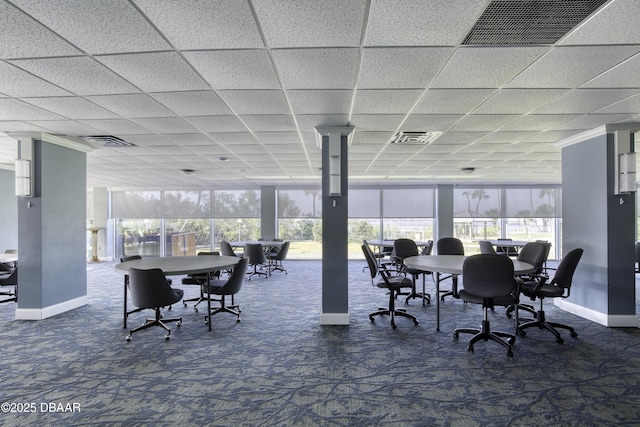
[272,48,359,89]
[287,90,353,115]
[430,46,549,88]
[594,92,640,114]
[253,0,366,47]
[350,114,406,131]
[534,89,640,114]
[401,115,464,131]
[559,0,640,45]
[209,132,259,145]
[185,116,248,133]
[254,132,301,144]
[218,90,290,115]
[24,120,103,135]
[0,121,49,133]
[358,47,454,89]
[20,97,119,119]
[240,115,296,132]
[78,119,152,135]
[449,115,520,132]
[508,46,640,88]
[552,113,639,131]
[85,94,174,118]
[352,90,424,114]
[12,0,170,54]
[0,98,64,120]
[581,53,640,88]
[0,62,72,97]
[184,50,281,90]
[365,0,488,46]
[473,89,569,114]
[0,1,81,58]
[9,57,139,95]
[413,89,496,114]
[295,114,350,131]
[96,52,209,92]
[500,115,583,132]
[150,91,232,116]
[134,0,264,49]
[132,118,200,134]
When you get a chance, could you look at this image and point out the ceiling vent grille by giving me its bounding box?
[462,0,608,45]
[79,135,137,148]
[389,131,442,145]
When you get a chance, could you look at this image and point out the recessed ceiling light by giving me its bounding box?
[216,157,230,162]
[180,169,195,176]
[460,167,476,174]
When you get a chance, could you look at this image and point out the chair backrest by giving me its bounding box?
[361,243,379,280]
[128,268,180,309]
[479,240,497,255]
[3,249,17,254]
[274,241,290,260]
[437,237,464,255]
[517,242,548,273]
[198,251,220,256]
[212,258,248,295]
[0,265,17,286]
[245,243,266,264]
[220,241,237,257]
[421,240,434,255]
[393,238,418,260]
[552,248,583,289]
[462,254,515,299]
[120,255,142,263]
[635,242,640,264]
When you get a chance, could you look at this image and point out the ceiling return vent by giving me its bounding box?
[389,131,442,145]
[79,135,137,148]
[462,0,608,45]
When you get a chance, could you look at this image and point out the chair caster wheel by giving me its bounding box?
[369,316,375,323]
[453,332,459,340]
[519,330,526,337]
[413,319,419,325]
[194,307,199,313]
[391,323,397,329]
[570,331,578,338]
[468,345,474,353]
[507,336,515,345]
[236,318,241,323]
[176,320,182,327]
[556,337,564,344]
[507,350,513,357]
[182,301,187,307]
[165,334,171,340]
[125,335,132,342]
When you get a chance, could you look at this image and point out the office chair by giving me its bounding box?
[120,254,174,311]
[505,241,550,319]
[220,241,242,258]
[635,242,640,274]
[393,238,431,306]
[126,267,184,341]
[479,240,497,254]
[0,265,18,304]
[453,254,518,357]
[267,241,290,274]
[436,237,464,301]
[203,258,248,324]
[517,248,584,344]
[245,243,268,279]
[181,251,221,312]
[362,243,418,329]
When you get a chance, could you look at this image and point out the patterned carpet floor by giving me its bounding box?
[0,259,639,426]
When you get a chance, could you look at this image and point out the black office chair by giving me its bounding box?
[126,267,184,341]
[436,237,464,301]
[505,241,550,319]
[220,241,242,258]
[635,242,640,274]
[0,265,18,304]
[393,238,431,306]
[267,241,290,274]
[453,254,518,357]
[496,238,519,257]
[479,240,497,254]
[245,243,268,279]
[181,251,221,312]
[203,258,248,324]
[517,248,584,344]
[362,243,418,329]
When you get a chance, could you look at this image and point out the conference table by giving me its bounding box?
[403,255,534,331]
[115,255,240,330]
[228,240,285,276]
[0,253,18,264]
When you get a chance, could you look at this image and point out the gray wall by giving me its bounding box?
[0,169,18,250]
[562,132,636,316]
[18,140,87,309]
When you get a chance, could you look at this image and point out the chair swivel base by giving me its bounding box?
[454,319,515,357]
[0,289,17,304]
[517,310,577,344]
[247,267,268,280]
[506,303,537,319]
[369,307,418,329]
[205,305,241,324]
[405,292,431,306]
[126,308,182,341]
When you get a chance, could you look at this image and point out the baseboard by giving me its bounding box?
[15,295,89,320]
[320,312,350,325]
[554,299,639,328]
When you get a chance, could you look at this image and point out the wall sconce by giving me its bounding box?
[15,159,32,197]
[614,130,636,195]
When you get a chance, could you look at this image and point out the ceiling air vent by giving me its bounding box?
[79,135,137,148]
[389,131,442,145]
[462,0,608,45]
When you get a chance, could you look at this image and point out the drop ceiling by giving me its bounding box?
[0,0,639,190]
